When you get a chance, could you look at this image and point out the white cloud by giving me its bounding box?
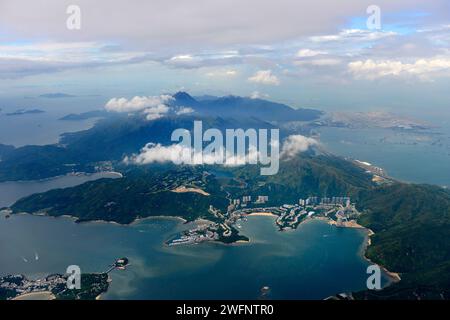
[295,58,341,66]
[281,135,318,159]
[124,143,189,165]
[0,41,152,78]
[124,143,260,167]
[105,95,173,120]
[348,58,450,80]
[170,54,194,62]
[165,52,241,69]
[143,104,170,120]
[296,49,327,57]
[248,70,280,85]
[310,29,397,43]
[126,134,316,167]
[105,95,172,112]
[175,106,194,115]
[166,54,196,67]
[205,69,238,77]
[250,91,269,99]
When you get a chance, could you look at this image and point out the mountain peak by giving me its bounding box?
[173,91,197,103]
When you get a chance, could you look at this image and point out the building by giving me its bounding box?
[256,195,269,204]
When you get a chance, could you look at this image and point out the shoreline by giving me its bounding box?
[327,218,401,284]
[7,211,189,226]
[0,170,123,185]
[6,207,402,295]
[251,213,402,284]
[359,228,401,283]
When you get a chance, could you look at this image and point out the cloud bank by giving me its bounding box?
[348,58,450,80]
[125,134,317,166]
[105,95,173,120]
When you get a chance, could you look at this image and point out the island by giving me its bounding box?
[5,109,45,116]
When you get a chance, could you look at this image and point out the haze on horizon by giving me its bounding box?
[0,0,449,119]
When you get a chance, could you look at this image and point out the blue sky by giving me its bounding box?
[0,0,449,115]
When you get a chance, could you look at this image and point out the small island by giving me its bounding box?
[5,109,45,116]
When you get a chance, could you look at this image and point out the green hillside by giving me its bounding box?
[354,183,450,299]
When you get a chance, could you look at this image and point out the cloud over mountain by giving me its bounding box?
[125,133,317,166]
[105,95,173,120]
[281,135,318,159]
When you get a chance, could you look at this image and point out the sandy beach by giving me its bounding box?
[358,223,401,283]
[246,212,277,217]
[12,291,55,300]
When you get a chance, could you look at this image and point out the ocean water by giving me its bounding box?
[0,172,121,208]
[0,111,99,147]
[0,94,105,147]
[317,126,450,187]
[0,213,390,299]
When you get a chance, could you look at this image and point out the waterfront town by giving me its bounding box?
[0,258,129,300]
[167,194,359,246]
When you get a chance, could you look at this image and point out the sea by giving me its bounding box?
[0,212,391,299]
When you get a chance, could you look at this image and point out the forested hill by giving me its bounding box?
[9,153,375,224]
[355,183,450,299]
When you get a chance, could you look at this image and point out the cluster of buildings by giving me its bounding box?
[234,195,350,209]
[168,222,224,246]
[168,193,357,246]
[232,195,269,207]
[233,195,356,230]
[0,274,66,298]
[298,196,351,207]
[255,196,269,204]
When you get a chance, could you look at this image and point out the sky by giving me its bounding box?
[0,0,449,117]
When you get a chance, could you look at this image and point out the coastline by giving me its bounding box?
[3,208,402,300]
[6,202,402,294]
[314,216,401,283]
[359,228,402,283]
[8,211,189,226]
[0,170,123,185]
[342,219,402,284]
